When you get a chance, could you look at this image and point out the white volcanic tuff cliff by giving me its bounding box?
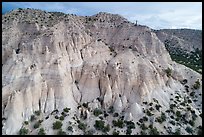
[2,9,202,135]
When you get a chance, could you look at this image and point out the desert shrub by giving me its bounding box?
[112,119,124,128]
[24,121,29,125]
[143,116,148,122]
[190,91,195,97]
[57,129,66,135]
[34,110,41,116]
[140,130,147,135]
[197,126,202,135]
[125,121,135,129]
[108,106,114,113]
[189,120,195,126]
[94,120,105,130]
[82,102,89,108]
[155,104,162,111]
[93,108,103,116]
[102,124,110,133]
[185,126,193,134]
[63,107,70,113]
[174,128,181,135]
[30,115,36,122]
[67,126,73,132]
[146,110,154,116]
[59,116,64,121]
[38,120,43,123]
[78,121,86,131]
[140,123,147,130]
[113,113,119,117]
[165,67,172,77]
[38,128,46,135]
[176,111,181,117]
[169,120,175,125]
[149,127,159,135]
[143,101,148,105]
[112,130,119,135]
[55,115,59,119]
[193,79,200,89]
[53,121,62,129]
[34,122,41,129]
[181,79,188,85]
[161,112,166,121]
[126,128,132,135]
[19,127,29,135]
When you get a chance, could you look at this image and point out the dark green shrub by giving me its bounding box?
[140,123,147,130]
[78,121,86,131]
[38,128,46,135]
[102,124,110,133]
[82,102,89,108]
[193,79,200,89]
[34,110,41,116]
[149,127,159,135]
[53,121,62,129]
[155,104,162,111]
[67,126,73,132]
[146,110,154,116]
[19,127,29,135]
[112,119,124,128]
[63,107,70,113]
[94,120,105,130]
[125,121,135,129]
[169,120,175,125]
[165,67,172,77]
[57,129,66,135]
[34,122,41,129]
[30,115,36,122]
[24,121,29,125]
[126,128,132,135]
[176,111,181,117]
[140,130,147,135]
[143,116,148,122]
[189,120,195,126]
[93,108,103,116]
[174,128,181,135]
[112,130,119,135]
[55,115,59,119]
[113,113,119,117]
[108,106,114,113]
[59,116,64,121]
[185,126,193,134]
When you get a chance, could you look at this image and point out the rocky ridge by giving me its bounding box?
[2,8,202,135]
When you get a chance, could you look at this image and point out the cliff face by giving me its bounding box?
[2,9,202,135]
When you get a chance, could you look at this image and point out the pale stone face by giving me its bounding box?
[2,9,202,135]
